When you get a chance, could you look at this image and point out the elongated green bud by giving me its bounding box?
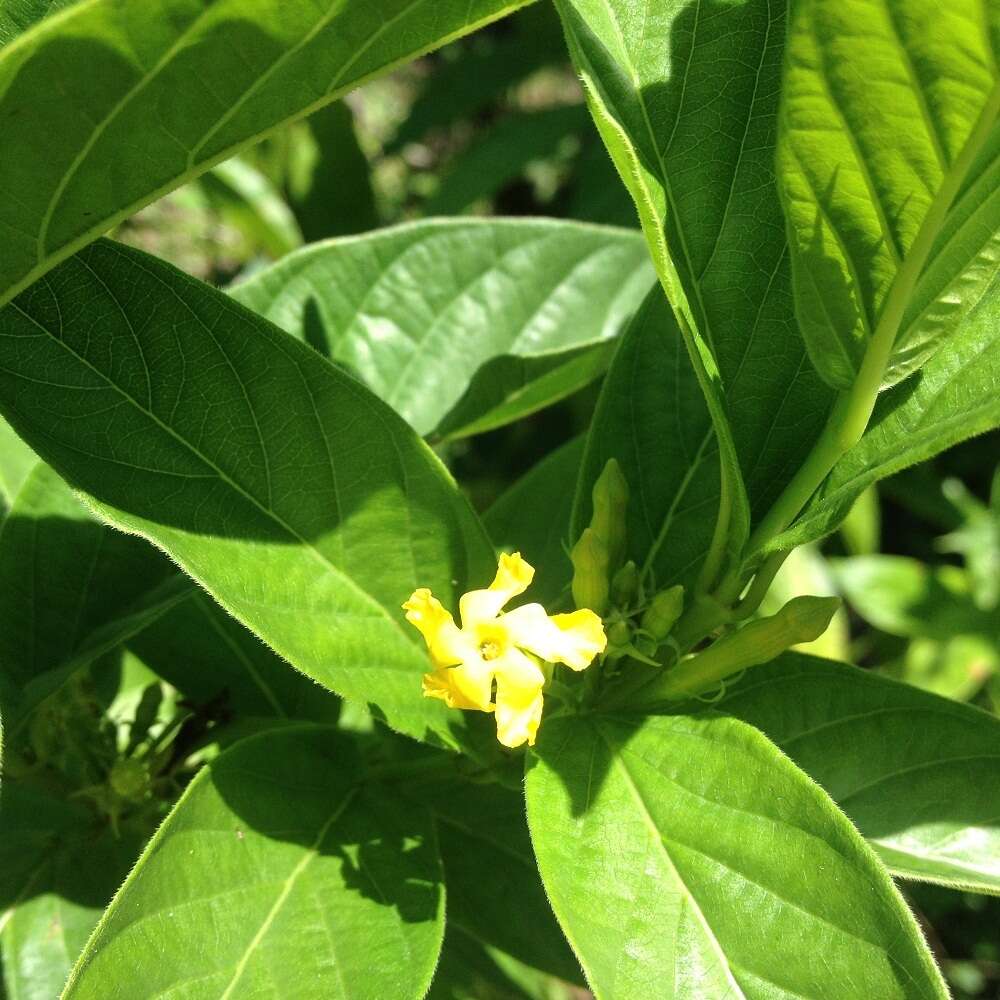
[611,560,639,606]
[570,527,610,614]
[641,596,841,703]
[641,585,685,639]
[590,459,629,571]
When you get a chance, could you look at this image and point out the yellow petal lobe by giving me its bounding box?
[503,604,607,671]
[492,649,546,748]
[460,551,534,627]
[403,588,467,668]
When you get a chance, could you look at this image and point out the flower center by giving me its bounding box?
[479,639,502,661]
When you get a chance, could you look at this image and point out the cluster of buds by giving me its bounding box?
[569,459,687,664]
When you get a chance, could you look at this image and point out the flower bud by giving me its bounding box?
[109,758,149,801]
[570,527,610,614]
[611,560,639,606]
[641,585,685,639]
[642,596,841,703]
[607,620,631,647]
[590,459,629,571]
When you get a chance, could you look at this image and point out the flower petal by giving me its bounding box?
[492,649,545,748]
[504,604,607,671]
[460,551,535,628]
[422,668,491,711]
[403,588,469,668]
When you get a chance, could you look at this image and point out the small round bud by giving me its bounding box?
[611,560,639,607]
[109,758,149,801]
[607,621,631,647]
[641,585,685,640]
[570,527,610,614]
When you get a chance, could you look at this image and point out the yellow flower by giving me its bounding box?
[403,552,607,748]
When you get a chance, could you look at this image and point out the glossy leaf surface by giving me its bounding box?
[526,710,947,998]
[779,0,1000,387]
[231,219,654,438]
[63,726,445,998]
[0,0,532,304]
[719,654,1000,894]
[0,240,497,752]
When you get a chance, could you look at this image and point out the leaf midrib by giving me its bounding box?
[218,787,358,999]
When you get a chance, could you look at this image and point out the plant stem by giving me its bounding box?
[728,81,1000,585]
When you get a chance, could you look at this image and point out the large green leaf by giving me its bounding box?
[62,726,445,998]
[554,0,749,574]
[573,288,719,592]
[420,778,581,985]
[483,436,584,608]
[0,239,497,753]
[0,785,139,1000]
[230,219,654,438]
[718,654,1000,894]
[128,593,340,722]
[0,0,533,305]
[525,711,947,999]
[0,0,74,44]
[0,462,186,730]
[764,282,1000,555]
[779,0,1000,388]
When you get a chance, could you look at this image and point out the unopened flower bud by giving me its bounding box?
[607,620,631,647]
[109,758,149,801]
[570,527,610,614]
[590,459,629,571]
[641,585,685,639]
[611,560,639,606]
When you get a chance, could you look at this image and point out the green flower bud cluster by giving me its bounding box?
[569,459,693,665]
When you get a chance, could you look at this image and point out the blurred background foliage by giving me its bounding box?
[2,4,997,997]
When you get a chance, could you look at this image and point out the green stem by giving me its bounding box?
[736,81,1000,576]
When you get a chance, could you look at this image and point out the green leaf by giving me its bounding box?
[0,240,496,753]
[573,288,719,591]
[62,726,445,998]
[0,785,140,1000]
[128,593,340,722]
[420,778,581,985]
[526,711,948,998]
[483,436,584,608]
[0,0,533,305]
[428,925,579,1000]
[832,555,998,641]
[718,654,1000,894]
[425,105,590,215]
[0,0,74,45]
[779,0,1000,388]
[289,103,378,242]
[200,157,303,260]
[0,462,186,730]
[554,0,752,576]
[764,282,1000,555]
[230,219,654,438]
[0,416,36,509]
